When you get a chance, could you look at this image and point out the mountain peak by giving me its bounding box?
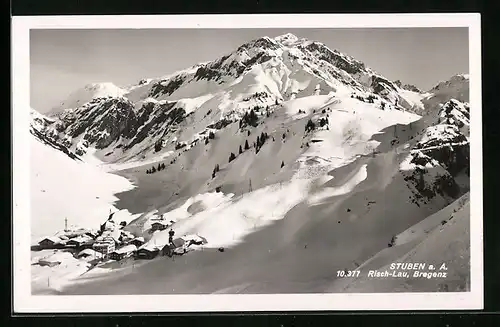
[274,33,300,45]
[50,82,128,115]
[83,82,121,91]
[429,73,470,95]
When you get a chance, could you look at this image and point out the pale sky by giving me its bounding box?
[31,28,469,113]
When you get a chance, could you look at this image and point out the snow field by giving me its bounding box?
[30,137,141,241]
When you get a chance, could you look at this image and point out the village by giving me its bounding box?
[31,211,208,268]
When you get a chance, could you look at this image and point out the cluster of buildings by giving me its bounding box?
[34,213,208,265]
[35,214,146,264]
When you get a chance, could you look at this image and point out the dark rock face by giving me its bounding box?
[304,42,366,75]
[439,100,470,127]
[207,118,234,130]
[59,97,138,150]
[149,76,186,98]
[30,125,80,161]
[194,66,223,82]
[371,75,398,95]
[402,97,470,205]
[83,99,139,149]
[238,37,279,52]
[394,80,421,93]
[242,52,273,69]
[125,102,183,150]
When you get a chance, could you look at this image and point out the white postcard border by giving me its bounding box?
[12,13,483,312]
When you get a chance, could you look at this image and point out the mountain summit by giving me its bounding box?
[32,33,465,164]
[49,82,128,115]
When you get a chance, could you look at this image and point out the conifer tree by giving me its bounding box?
[305,119,316,132]
[245,139,250,150]
[281,161,285,168]
[239,145,243,154]
[229,152,236,162]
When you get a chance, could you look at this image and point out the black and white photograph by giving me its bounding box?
[12,14,483,312]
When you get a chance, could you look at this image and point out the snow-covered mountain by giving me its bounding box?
[423,73,469,109]
[30,33,471,295]
[33,33,430,163]
[49,82,128,115]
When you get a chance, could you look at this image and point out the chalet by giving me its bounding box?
[38,236,62,249]
[92,237,116,255]
[161,238,186,257]
[135,245,160,260]
[119,230,135,243]
[129,237,145,247]
[66,235,93,248]
[151,221,169,232]
[109,244,137,261]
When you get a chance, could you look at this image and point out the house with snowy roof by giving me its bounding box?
[119,230,135,243]
[66,234,94,248]
[161,238,186,257]
[129,236,145,247]
[135,243,161,260]
[109,244,137,261]
[38,236,62,249]
[150,221,169,232]
[92,236,116,255]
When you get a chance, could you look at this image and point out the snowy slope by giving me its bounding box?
[328,193,470,292]
[30,135,140,242]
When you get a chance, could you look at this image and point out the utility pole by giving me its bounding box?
[64,217,68,232]
[249,179,252,192]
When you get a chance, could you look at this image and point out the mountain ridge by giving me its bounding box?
[31,33,469,170]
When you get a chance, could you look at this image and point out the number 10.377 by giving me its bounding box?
[337,270,361,277]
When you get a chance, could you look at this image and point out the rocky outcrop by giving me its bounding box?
[402,98,470,205]
[394,80,421,93]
